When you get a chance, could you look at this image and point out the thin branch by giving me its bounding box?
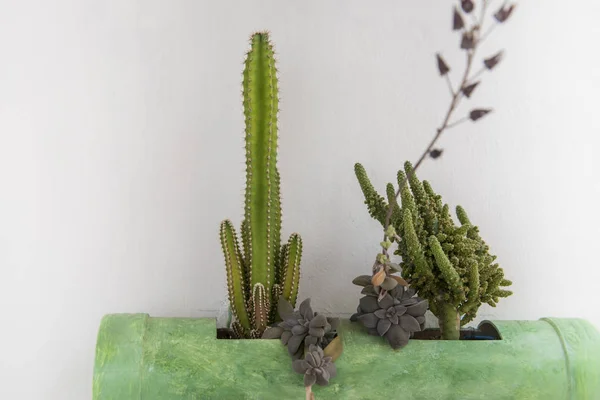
[469,12,479,26]
[381,50,475,238]
[373,0,507,286]
[479,23,497,44]
[445,74,455,96]
[480,1,489,28]
[378,7,488,257]
[468,66,486,83]
[480,0,494,30]
[446,116,471,129]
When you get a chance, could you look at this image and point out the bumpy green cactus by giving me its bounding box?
[220,32,302,339]
[355,162,512,340]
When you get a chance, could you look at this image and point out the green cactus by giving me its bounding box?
[355,161,512,340]
[220,32,302,339]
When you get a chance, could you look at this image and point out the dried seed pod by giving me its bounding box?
[460,32,475,50]
[461,0,474,13]
[429,149,444,159]
[453,6,464,30]
[494,4,516,23]
[436,53,450,76]
[469,109,492,121]
[484,51,504,70]
[462,81,480,98]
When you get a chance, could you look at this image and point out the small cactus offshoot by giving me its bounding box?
[220,32,302,339]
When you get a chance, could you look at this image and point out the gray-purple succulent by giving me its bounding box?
[262,297,339,360]
[351,284,428,349]
[292,344,337,387]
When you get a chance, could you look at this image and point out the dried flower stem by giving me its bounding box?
[468,66,487,82]
[445,74,455,96]
[381,50,475,243]
[446,116,471,129]
[479,23,497,43]
[306,385,314,400]
[379,1,492,254]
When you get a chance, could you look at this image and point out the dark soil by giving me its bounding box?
[217,323,501,340]
[216,328,233,339]
[412,327,500,340]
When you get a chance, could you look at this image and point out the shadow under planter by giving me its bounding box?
[93,315,600,400]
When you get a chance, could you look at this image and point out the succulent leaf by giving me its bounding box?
[352,275,373,287]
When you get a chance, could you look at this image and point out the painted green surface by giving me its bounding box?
[94,315,600,400]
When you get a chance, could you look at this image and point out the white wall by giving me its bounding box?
[1,1,599,398]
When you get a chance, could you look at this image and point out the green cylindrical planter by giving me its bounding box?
[93,315,600,399]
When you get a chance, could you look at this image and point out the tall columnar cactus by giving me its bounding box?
[220,32,302,339]
[355,161,512,340]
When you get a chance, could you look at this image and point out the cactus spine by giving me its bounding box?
[220,32,302,338]
[355,161,512,340]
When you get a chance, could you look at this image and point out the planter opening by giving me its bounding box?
[215,328,279,340]
[216,328,232,339]
[412,321,502,340]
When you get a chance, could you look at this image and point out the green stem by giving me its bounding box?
[439,302,461,340]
